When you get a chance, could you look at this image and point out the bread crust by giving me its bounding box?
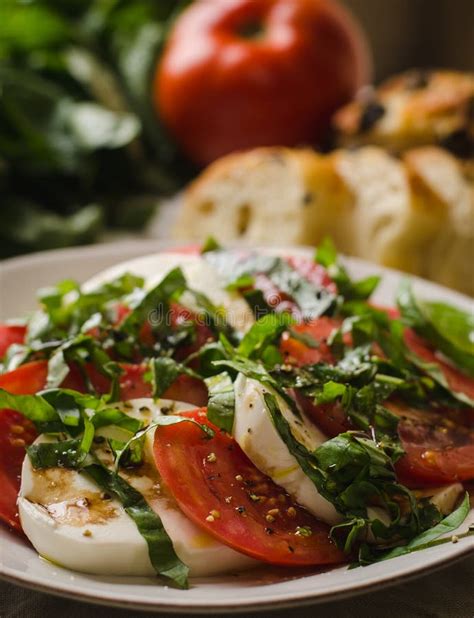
[174,144,473,295]
[333,70,474,159]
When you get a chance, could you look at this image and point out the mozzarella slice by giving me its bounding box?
[19,398,256,577]
[82,252,254,334]
[233,375,340,525]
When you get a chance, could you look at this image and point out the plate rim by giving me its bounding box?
[1,547,473,614]
[1,240,473,613]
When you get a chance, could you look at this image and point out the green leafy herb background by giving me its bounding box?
[0,0,192,258]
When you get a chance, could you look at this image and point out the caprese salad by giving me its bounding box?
[1,240,473,589]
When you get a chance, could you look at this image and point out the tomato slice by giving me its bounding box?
[0,360,48,395]
[161,374,208,407]
[386,402,474,486]
[0,362,44,532]
[280,317,342,366]
[153,409,345,566]
[0,409,37,532]
[0,324,26,358]
[64,362,207,407]
[299,391,474,486]
[296,393,350,438]
[404,329,474,401]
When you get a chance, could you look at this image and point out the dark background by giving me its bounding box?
[343,0,474,81]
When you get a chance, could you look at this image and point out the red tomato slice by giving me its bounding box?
[153,409,345,566]
[0,410,37,532]
[0,362,44,532]
[0,324,26,358]
[299,392,474,486]
[404,329,474,401]
[161,374,208,407]
[280,317,342,366]
[386,402,474,486]
[64,362,207,407]
[0,360,48,395]
[296,393,350,438]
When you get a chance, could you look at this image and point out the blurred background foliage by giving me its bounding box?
[0,0,472,258]
[0,0,191,257]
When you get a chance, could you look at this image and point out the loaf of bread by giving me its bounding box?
[174,147,335,246]
[332,70,474,159]
[174,145,474,295]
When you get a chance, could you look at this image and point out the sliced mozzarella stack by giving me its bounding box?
[82,252,255,335]
[18,398,256,577]
[233,375,341,525]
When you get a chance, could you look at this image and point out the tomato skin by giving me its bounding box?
[296,392,349,437]
[0,324,26,358]
[404,329,474,402]
[0,360,48,395]
[156,0,371,165]
[0,362,43,532]
[280,316,342,365]
[0,410,37,532]
[386,401,474,486]
[153,409,345,566]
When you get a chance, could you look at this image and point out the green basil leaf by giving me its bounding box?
[398,280,474,378]
[119,267,186,336]
[0,389,57,427]
[376,493,471,562]
[315,238,380,301]
[237,313,294,359]
[91,407,143,434]
[201,236,221,253]
[83,464,188,588]
[150,357,201,398]
[206,250,336,319]
[27,438,85,469]
[205,372,235,433]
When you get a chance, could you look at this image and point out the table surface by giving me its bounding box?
[1,553,473,618]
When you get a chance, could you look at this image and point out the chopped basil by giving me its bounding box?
[205,250,336,318]
[119,267,186,336]
[315,238,380,301]
[27,438,86,469]
[206,372,235,433]
[0,389,58,432]
[91,406,142,434]
[149,357,202,398]
[201,236,222,253]
[263,393,441,558]
[398,280,474,378]
[237,313,294,360]
[83,464,189,588]
[359,493,471,564]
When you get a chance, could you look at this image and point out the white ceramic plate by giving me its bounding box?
[0,241,473,613]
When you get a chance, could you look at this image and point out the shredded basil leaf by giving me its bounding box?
[206,372,235,433]
[205,250,336,318]
[237,313,294,360]
[0,389,58,431]
[398,280,474,378]
[83,463,189,588]
[149,357,202,398]
[119,267,186,336]
[315,237,380,301]
[361,493,471,564]
[27,438,86,469]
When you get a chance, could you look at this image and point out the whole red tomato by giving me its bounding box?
[155,0,371,166]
